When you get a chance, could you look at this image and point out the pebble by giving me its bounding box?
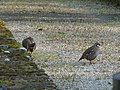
[8,48,16,53]
[19,47,26,51]
[0,84,7,90]
[0,45,9,51]
[16,47,26,54]
[38,28,43,31]
[4,58,10,62]
[25,55,33,61]
[4,51,10,54]
[0,55,7,58]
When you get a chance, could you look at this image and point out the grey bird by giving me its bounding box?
[78,42,101,64]
[22,37,36,54]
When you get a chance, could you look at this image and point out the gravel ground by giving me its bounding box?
[1,0,120,90]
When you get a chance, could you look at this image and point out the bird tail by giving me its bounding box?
[78,56,83,61]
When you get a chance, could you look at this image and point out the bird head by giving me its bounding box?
[94,42,101,47]
[28,47,34,53]
[28,43,36,53]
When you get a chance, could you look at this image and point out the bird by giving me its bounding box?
[22,37,36,54]
[78,42,101,64]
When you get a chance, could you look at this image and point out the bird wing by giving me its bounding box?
[84,50,95,56]
[22,39,31,49]
[83,46,96,56]
[83,46,98,60]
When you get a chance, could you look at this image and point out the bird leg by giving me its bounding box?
[89,60,92,64]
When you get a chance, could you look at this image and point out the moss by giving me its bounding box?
[0,19,6,26]
[0,80,13,84]
[24,61,37,67]
[47,34,57,39]
[7,40,21,48]
[58,31,65,35]
[0,73,17,76]
[41,64,49,68]
[0,58,6,61]
[24,68,38,73]
[0,23,17,48]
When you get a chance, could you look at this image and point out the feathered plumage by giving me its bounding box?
[78,42,101,64]
[22,37,36,53]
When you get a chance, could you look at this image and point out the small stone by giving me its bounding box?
[8,48,16,53]
[4,58,10,62]
[38,28,43,31]
[4,51,10,54]
[25,55,33,61]
[108,82,111,85]
[19,47,26,51]
[18,47,26,53]
[32,65,38,69]
[0,45,9,51]
[0,84,7,90]
[0,55,7,58]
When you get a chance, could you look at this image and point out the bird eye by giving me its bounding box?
[96,44,100,47]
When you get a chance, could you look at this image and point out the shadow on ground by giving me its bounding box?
[0,11,120,23]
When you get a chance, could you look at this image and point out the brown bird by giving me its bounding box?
[22,37,36,54]
[78,42,101,64]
